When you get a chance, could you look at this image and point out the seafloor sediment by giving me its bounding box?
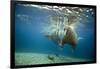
[15,52,93,66]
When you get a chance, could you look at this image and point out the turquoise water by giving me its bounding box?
[15,4,95,65]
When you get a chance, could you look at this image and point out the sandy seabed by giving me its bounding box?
[15,52,93,66]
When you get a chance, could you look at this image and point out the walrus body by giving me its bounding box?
[45,26,78,50]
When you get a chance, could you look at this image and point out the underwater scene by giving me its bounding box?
[15,3,95,66]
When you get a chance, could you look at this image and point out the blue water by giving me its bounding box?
[15,4,95,60]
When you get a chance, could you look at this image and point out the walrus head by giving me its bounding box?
[60,26,78,49]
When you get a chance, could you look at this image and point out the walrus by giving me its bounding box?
[59,26,78,50]
[44,25,78,51]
